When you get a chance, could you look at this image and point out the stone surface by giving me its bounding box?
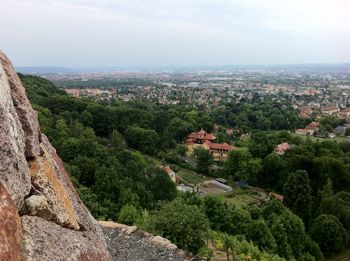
[125,225,138,235]
[21,215,111,261]
[0,51,41,158]
[0,182,21,261]
[0,59,31,210]
[101,222,186,261]
[22,195,53,221]
[41,134,108,238]
[151,236,178,250]
[28,150,80,230]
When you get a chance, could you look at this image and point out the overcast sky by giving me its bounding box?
[1,0,350,67]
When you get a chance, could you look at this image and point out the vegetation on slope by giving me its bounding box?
[20,74,350,259]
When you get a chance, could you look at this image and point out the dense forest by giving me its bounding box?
[20,73,350,260]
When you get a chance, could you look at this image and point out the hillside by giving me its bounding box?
[0,52,188,260]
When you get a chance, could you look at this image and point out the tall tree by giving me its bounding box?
[151,199,209,253]
[310,214,348,257]
[283,170,312,226]
[194,147,213,175]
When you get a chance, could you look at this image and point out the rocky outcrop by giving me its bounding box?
[0,59,31,210]
[28,151,80,230]
[0,51,111,260]
[0,52,41,158]
[21,216,111,261]
[100,221,186,261]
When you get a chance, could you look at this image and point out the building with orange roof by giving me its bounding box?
[185,130,235,161]
[275,142,291,155]
[321,106,339,115]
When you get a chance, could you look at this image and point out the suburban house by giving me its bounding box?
[334,125,350,135]
[295,128,312,135]
[295,121,320,136]
[186,129,235,161]
[321,106,339,115]
[337,107,350,119]
[162,165,176,183]
[298,107,313,118]
[306,121,320,132]
[275,142,291,155]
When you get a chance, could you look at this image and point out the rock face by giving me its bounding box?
[0,51,112,260]
[0,52,41,158]
[100,222,186,261]
[0,59,31,210]
[0,183,21,261]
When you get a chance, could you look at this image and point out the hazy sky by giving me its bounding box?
[1,0,350,67]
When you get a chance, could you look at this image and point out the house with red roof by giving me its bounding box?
[187,129,216,144]
[321,106,339,116]
[275,142,291,155]
[337,107,350,120]
[296,121,320,136]
[185,129,235,161]
[298,107,313,119]
[305,121,320,131]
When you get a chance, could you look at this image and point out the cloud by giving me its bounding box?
[1,0,349,66]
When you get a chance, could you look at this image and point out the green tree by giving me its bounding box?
[194,147,213,175]
[223,149,261,182]
[151,199,209,253]
[269,214,293,259]
[175,144,188,157]
[261,152,287,190]
[263,200,307,259]
[109,129,125,150]
[312,156,350,192]
[124,125,159,155]
[247,218,277,252]
[118,204,140,225]
[283,170,312,226]
[310,214,348,257]
[203,195,227,231]
[145,167,177,202]
[225,207,252,236]
[320,191,350,231]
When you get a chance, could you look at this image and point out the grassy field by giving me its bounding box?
[176,169,204,184]
[140,152,205,185]
[224,188,258,207]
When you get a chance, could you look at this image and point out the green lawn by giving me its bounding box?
[176,169,204,184]
[139,152,204,185]
[224,188,258,207]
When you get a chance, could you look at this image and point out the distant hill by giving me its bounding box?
[16,63,350,75]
